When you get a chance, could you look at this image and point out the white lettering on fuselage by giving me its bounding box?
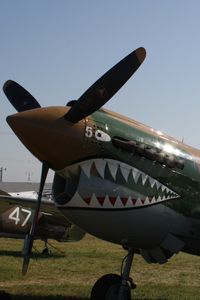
[8,207,32,227]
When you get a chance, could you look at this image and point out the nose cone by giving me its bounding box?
[7,106,86,170]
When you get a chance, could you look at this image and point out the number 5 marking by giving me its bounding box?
[85,126,111,142]
[85,126,93,138]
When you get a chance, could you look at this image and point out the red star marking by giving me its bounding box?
[96,87,107,99]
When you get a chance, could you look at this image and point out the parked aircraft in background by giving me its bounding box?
[4,46,200,299]
[9,190,52,200]
[9,190,38,199]
[0,190,85,254]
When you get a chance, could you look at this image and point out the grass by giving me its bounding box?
[0,235,200,299]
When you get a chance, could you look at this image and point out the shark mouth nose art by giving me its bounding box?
[57,159,180,209]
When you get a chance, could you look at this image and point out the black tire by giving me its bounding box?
[90,273,131,300]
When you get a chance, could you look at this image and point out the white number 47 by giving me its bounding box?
[9,207,32,227]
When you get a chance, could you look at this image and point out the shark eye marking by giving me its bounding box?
[57,159,180,210]
[85,126,111,142]
[95,130,111,142]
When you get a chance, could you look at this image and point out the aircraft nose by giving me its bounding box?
[7,106,86,170]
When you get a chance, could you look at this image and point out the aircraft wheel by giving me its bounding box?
[90,273,131,300]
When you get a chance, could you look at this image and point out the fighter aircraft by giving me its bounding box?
[3,46,200,299]
[0,189,85,254]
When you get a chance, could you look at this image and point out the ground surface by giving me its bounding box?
[0,235,200,299]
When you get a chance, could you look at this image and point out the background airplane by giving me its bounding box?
[9,190,43,199]
[0,189,85,254]
[4,46,200,299]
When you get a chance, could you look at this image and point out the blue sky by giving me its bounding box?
[1,0,200,182]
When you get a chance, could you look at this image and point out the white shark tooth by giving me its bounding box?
[135,197,142,207]
[107,161,118,180]
[65,192,83,207]
[165,187,172,194]
[157,196,162,202]
[125,196,132,208]
[119,164,130,182]
[134,198,141,206]
[90,193,99,207]
[148,196,154,204]
[145,196,150,204]
[80,160,93,178]
[149,177,156,188]
[114,195,123,208]
[94,159,106,178]
[132,168,140,184]
[161,185,166,192]
[171,193,179,199]
[155,181,162,190]
[150,196,156,204]
[142,173,148,186]
[103,195,113,208]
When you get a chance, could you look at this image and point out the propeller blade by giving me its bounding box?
[65,47,146,123]
[3,80,41,112]
[22,161,49,275]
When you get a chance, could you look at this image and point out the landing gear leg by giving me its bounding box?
[118,247,136,300]
[90,247,136,300]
